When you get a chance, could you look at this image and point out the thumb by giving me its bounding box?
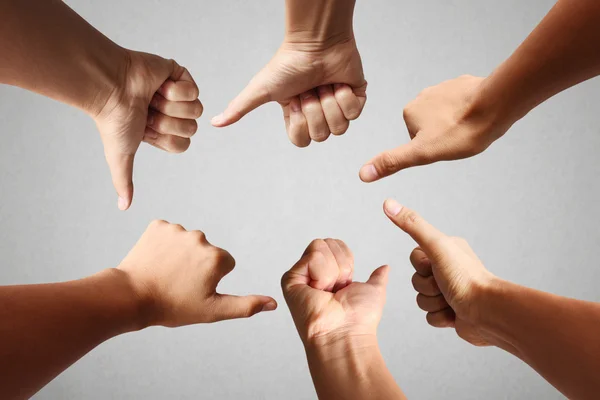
[105,151,135,211]
[211,294,278,321]
[359,139,430,183]
[211,72,271,127]
[366,265,390,290]
[382,199,447,254]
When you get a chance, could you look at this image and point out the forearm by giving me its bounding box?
[0,0,127,117]
[0,269,143,399]
[284,0,356,48]
[305,336,406,400]
[471,0,600,132]
[478,278,600,400]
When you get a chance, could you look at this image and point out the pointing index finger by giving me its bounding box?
[383,199,447,253]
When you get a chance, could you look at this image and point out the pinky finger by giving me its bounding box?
[334,84,363,120]
[143,128,191,153]
[426,308,456,328]
[288,98,311,148]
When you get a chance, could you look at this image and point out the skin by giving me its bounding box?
[0,220,276,399]
[282,239,406,400]
[383,199,600,400]
[212,0,367,147]
[0,0,203,210]
[360,0,600,182]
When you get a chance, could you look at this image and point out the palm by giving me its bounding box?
[288,281,385,342]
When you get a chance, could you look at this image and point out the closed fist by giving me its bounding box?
[212,40,367,148]
[282,238,388,346]
[95,50,202,211]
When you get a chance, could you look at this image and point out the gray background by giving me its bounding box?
[0,0,596,398]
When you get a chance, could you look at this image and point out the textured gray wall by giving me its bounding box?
[0,0,595,398]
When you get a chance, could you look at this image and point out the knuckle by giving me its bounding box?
[169,137,190,153]
[320,95,337,108]
[346,108,361,121]
[193,101,204,118]
[427,277,440,295]
[426,313,437,327]
[377,152,399,174]
[190,230,207,243]
[306,250,325,264]
[188,86,200,100]
[400,209,420,230]
[311,130,329,142]
[291,135,311,148]
[308,239,327,251]
[411,140,434,164]
[416,293,425,307]
[454,237,468,246]
[186,119,198,136]
[214,248,235,269]
[419,86,433,96]
[149,219,168,229]
[170,223,185,232]
[302,101,320,113]
[281,271,291,290]
[402,106,410,122]
[411,273,422,292]
[330,121,349,136]
[455,324,467,340]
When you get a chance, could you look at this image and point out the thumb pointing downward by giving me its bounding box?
[212,73,271,127]
[106,152,135,211]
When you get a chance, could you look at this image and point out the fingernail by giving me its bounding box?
[290,100,301,112]
[300,91,314,100]
[359,164,379,182]
[211,114,224,125]
[261,301,277,312]
[117,196,128,211]
[384,199,403,216]
[147,114,154,127]
[144,130,158,140]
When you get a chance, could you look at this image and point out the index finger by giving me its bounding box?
[383,199,447,253]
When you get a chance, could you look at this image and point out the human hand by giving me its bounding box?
[212,2,366,147]
[281,238,389,346]
[117,220,277,328]
[383,199,503,347]
[360,75,512,182]
[94,50,203,211]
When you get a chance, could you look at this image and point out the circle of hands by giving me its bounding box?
[95,37,510,349]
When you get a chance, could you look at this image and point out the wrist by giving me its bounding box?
[466,67,538,140]
[102,268,156,332]
[284,0,356,50]
[305,333,384,391]
[305,332,379,363]
[458,77,520,147]
[79,44,130,119]
[470,276,514,329]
